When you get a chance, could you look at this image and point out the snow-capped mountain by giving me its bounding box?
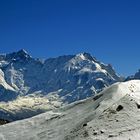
[0,50,122,121]
[126,69,140,81]
[0,80,140,140]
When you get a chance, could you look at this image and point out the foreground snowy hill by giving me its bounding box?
[0,80,140,140]
[0,50,122,121]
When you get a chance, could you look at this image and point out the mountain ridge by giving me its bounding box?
[0,50,122,121]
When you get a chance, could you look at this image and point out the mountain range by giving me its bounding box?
[0,49,124,121]
[0,50,139,122]
[0,50,140,139]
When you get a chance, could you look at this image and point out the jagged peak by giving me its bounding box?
[126,69,140,81]
[136,69,140,73]
[134,69,140,78]
[17,49,28,55]
[16,49,31,57]
[75,52,97,61]
[6,49,31,60]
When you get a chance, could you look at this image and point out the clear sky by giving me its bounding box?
[0,0,140,76]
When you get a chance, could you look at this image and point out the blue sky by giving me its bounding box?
[0,0,140,76]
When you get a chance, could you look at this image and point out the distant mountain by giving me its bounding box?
[0,80,140,140]
[0,49,122,121]
[126,69,140,81]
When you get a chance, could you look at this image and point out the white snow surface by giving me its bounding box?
[0,69,15,91]
[0,80,140,140]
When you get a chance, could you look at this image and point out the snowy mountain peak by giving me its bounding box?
[6,49,31,61]
[17,49,29,56]
[75,52,96,61]
[126,69,140,81]
[82,52,97,61]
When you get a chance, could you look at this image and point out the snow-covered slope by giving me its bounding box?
[0,50,122,120]
[0,80,140,140]
[0,69,18,102]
